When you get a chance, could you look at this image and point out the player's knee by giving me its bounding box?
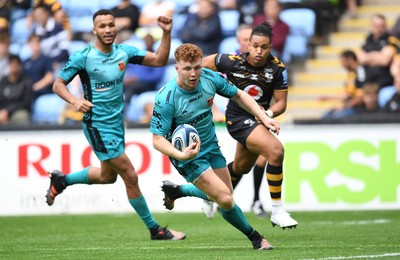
[234,163,252,175]
[269,146,284,164]
[102,174,118,184]
[216,193,234,209]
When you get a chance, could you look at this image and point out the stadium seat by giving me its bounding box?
[125,91,158,123]
[219,36,239,54]
[280,8,316,63]
[10,17,30,44]
[69,15,93,33]
[153,37,183,62]
[99,0,121,9]
[65,0,101,17]
[218,9,240,38]
[156,64,177,90]
[68,40,87,55]
[31,94,66,124]
[122,36,146,50]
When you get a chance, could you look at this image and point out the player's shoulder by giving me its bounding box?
[70,44,91,59]
[268,54,286,70]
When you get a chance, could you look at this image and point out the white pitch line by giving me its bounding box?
[303,252,400,260]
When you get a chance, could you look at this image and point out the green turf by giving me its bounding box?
[1,210,399,259]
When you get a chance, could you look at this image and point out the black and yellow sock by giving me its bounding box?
[266,164,283,204]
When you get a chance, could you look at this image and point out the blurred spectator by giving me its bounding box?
[384,79,400,113]
[0,54,33,125]
[235,23,252,54]
[123,34,165,105]
[384,42,400,113]
[0,31,10,80]
[32,4,70,66]
[321,50,365,120]
[232,0,264,25]
[352,82,382,115]
[253,0,289,58]
[390,15,400,38]
[138,101,154,124]
[32,0,72,40]
[179,0,222,56]
[0,0,31,33]
[137,0,175,40]
[356,14,396,89]
[23,34,54,102]
[111,0,140,42]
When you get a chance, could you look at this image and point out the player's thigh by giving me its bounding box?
[246,124,284,162]
[233,141,259,173]
[214,167,233,192]
[108,153,137,183]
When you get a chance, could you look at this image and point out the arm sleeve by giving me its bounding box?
[120,44,147,65]
[59,51,85,84]
[214,53,242,74]
[150,89,174,137]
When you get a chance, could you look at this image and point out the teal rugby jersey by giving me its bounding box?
[150,68,238,149]
[59,43,147,125]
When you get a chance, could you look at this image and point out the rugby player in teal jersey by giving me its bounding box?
[47,9,185,240]
[150,43,279,250]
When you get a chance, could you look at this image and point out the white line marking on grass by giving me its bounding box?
[303,252,400,259]
[311,219,391,225]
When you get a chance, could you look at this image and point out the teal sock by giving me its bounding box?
[180,184,208,200]
[220,204,254,236]
[129,195,158,230]
[65,167,91,186]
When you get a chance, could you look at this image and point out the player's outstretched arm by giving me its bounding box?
[142,16,172,67]
[232,89,280,134]
[53,77,93,113]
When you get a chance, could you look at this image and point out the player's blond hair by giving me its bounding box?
[174,43,203,63]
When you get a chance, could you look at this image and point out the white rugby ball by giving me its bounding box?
[171,124,200,151]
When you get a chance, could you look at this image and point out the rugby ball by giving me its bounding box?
[171,124,200,151]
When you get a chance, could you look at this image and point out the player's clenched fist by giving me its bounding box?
[157,16,173,32]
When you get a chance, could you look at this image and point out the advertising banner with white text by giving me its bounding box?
[0,124,399,216]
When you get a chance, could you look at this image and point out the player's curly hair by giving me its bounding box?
[251,21,273,40]
[174,43,203,63]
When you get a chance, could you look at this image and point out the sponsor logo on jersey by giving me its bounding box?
[118,61,125,71]
[244,85,263,100]
[92,68,105,77]
[264,72,273,82]
[188,94,203,103]
[102,58,114,63]
[232,73,245,78]
[251,74,258,80]
[95,76,123,90]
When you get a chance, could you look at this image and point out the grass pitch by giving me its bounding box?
[1,210,399,259]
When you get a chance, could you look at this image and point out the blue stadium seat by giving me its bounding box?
[10,17,30,44]
[280,8,316,63]
[122,36,146,50]
[153,37,183,61]
[125,91,158,123]
[65,0,101,17]
[99,0,121,9]
[68,40,87,55]
[69,15,93,33]
[218,9,240,38]
[31,94,66,124]
[219,36,239,54]
[156,64,177,90]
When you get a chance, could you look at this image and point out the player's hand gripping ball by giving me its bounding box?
[171,124,200,152]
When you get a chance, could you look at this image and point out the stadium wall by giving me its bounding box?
[0,124,399,216]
